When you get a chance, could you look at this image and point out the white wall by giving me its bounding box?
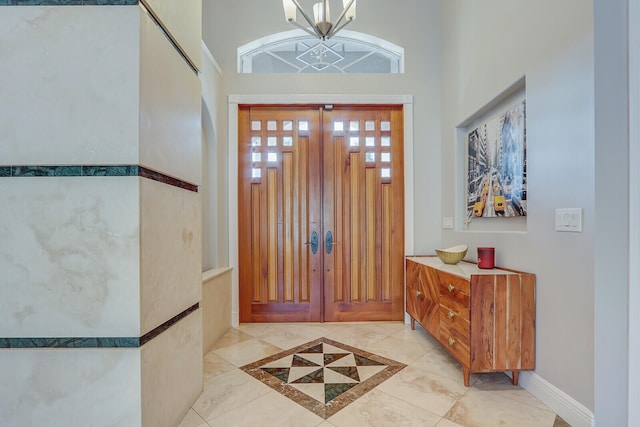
[439,0,597,421]
[202,0,442,256]
[201,42,229,270]
[628,1,640,422]
[593,0,629,425]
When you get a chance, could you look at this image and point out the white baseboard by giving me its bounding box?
[519,371,594,427]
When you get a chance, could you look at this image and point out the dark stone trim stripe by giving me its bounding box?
[139,166,198,193]
[0,303,199,348]
[139,302,199,346]
[139,0,199,74]
[1,165,198,192]
[0,1,138,5]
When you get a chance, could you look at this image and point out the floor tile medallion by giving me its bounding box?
[241,337,407,419]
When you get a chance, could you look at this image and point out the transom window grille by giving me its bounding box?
[238,30,404,74]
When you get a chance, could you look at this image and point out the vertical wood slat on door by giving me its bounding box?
[283,153,293,302]
[382,184,391,301]
[366,168,376,301]
[298,138,308,302]
[267,168,278,302]
[350,153,361,302]
[333,137,344,302]
[251,185,262,302]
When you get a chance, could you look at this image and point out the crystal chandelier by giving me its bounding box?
[282,0,357,41]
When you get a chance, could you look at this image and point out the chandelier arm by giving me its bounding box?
[327,16,354,39]
[330,0,355,34]
[288,19,323,38]
[290,0,323,38]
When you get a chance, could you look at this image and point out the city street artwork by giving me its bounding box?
[466,100,526,219]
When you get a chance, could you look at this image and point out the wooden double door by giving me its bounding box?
[239,105,404,322]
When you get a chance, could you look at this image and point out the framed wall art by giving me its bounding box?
[466,99,527,220]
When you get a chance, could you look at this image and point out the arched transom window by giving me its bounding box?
[238,30,404,74]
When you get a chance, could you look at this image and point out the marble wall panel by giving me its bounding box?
[0,177,141,337]
[139,177,201,335]
[0,6,140,166]
[141,309,203,427]
[139,9,202,186]
[202,268,232,355]
[142,0,202,70]
[0,348,141,427]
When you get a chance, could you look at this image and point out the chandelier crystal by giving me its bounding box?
[282,0,357,41]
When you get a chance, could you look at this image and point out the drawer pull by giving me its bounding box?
[447,311,455,319]
[448,338,456,346]
[447,284,455,292]
[416,290,422,297]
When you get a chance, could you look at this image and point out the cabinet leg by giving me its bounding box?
[410,317,415,330]
[463,367,470,387]
[512,371,519,386]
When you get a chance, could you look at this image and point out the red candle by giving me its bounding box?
[477,247,495,269]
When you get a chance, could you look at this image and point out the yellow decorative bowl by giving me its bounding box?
[435,245,468,265]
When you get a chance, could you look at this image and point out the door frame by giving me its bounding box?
[227,94,415,326]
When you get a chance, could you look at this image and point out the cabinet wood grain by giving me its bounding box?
[406,256,535,386]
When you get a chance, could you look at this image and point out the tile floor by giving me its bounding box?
[178,322,570,427]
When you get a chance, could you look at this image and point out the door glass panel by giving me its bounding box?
[251,121,261,131]
[365,120,375,131]
[381,152,391,162]
[365,152,376,162]
[283,136,293,146]
[283,120,293,131]
[299,120,309,131]
[252,152,262,162]
[251,168,262,178]
[333,121,344,132]
[381,121,391,131]
[381,136,391,147]
[349,121,360,131]
[381,168,391,178]
[349,136,360,147]
[268,136,277,146]
[365,137,375,147]
[267,152,278,162]
[267,120,277,131]
[252,136,262,146]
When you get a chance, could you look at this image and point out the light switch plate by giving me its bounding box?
[555,208,583,232]
[442,217,454,229]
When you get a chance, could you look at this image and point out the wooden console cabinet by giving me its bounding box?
[406,256,535,386]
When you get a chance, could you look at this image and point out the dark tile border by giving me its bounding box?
[0,1,138,5]
[0,303,199,348]
[0,165,198,192]
[241,337,407,419]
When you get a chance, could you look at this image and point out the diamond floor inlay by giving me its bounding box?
[240,337,407,419]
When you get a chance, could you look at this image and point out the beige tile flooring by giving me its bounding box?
[179,322,570,427]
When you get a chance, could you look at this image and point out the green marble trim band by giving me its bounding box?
[0,165,198,192]
[0,1,138,5]
[0,303,199,348]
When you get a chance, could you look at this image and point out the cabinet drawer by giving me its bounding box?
[440,317,470,364]
[438,273,470,318]
[439,305,470,338]
[437,271,470,295]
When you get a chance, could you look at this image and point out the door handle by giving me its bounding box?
[305,231,319,254]
[325,231,340,254]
